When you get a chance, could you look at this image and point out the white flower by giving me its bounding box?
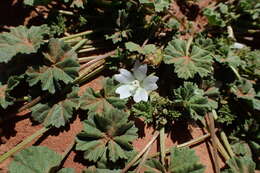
[114,61,159,103]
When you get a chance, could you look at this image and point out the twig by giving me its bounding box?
[0,127,49,163]
[206,113,220,173]
[121,131,159,173]
[71,39,88,52]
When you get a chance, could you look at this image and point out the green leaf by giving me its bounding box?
[84,167,120,173]
[169,147,205,173]
[138,0,170,12]
[31,87,79,128]
[154,0,170,12]
[173,82,212,120]
[57,168,76,173]
[125,42,142,52]
[80,78,126,116]
[230,79,260,110]
[23,0,52,6]
[144,147,205,173]
[27,39,80,94]
[9,146,62,173]
[203,8,226,27]
[0,75,24,109]
[76,108,138,163]
[164,39,213,79]
[221,156,256,173]
[144,158,165,173]
[0,25,49,63]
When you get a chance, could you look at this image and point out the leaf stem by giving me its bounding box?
[0,127,49,163]
[186,37,193,56]
[159,127,165,166]
[230,65,242,80]
[121,131,159,173]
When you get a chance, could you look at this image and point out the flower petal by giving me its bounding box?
[133,87,148,103]
[115,85,135,99]
[133,61,147,81]
[142,75,159,91]
[114,69,135,84]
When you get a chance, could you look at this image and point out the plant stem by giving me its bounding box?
[186,37,193,56]
[71,39,88,52]
[0,127,49,163]
[79,56,98,63]
[121,131,159,173]
[206,113,220,173]
[17,95,43,113]
[58,10,74,15]
[149,132,211,158]
[78,47,101,54]
[159,127,165,166]
[135,144,152,173]
[230,65,242,80]
[60,30,94,41]
[220,131,235,157]
[78,65,105,85]
[80,50,115,71]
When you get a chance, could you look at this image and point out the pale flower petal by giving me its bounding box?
[133,87,148,103]
[133,61,147,81]
[115,85,135,99]
[142,75,159,91]
[114,69,135,84]
[233,42,245,49]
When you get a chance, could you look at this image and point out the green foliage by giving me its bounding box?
[75,108,138,163]
[80,78,127,116]
[0,25,49,63]
[58,168,76,173]
[9,146,62,173]
[173,82,213,121]
[230,79,260,110]
[23,0,52,6]
[31,87,79,128]
[139,0,170,12]
[131,92,182,127]
[221,156,256,173]
[164,39,213,79]
[125,42,156,55]
[144,147,205,173]
[27,39,80,94]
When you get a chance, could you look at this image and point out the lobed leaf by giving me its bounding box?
[80,78,126,116]
[76,108,138,163]
[164,39,213,79]
[27,39,80,94]
[0,25,49,63]
[173,82,212,121]
[30,87,79,128]
[9,146,62,173]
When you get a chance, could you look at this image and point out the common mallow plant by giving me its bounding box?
[114,61,159,103]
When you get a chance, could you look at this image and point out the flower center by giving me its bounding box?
[131,80,140,88]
